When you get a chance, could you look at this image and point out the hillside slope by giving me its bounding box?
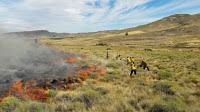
[133,14,200,32]
[3,13,200,40]
[42,13,200,48]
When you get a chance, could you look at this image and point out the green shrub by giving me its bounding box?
[99,73,118,82]
[164,96,187,111]
[149,104,174,112]
[153,82,175,95]
[47,90,57,98]
[107,69,120,75]
[192,91,200,97]
[128,97,150,111]
[78,89,100,109]
[150,96,185,112]
[15,101,46,112]
[55,93,72,102]
[27,102,44,112]
[106,62,120,69]
[186,61,198,70]
[55,104,69,112]
[0,97,19,112]
[158,69,173,80]
[149,104,167,112]
[115,101,133,112]
[189,75,199,84]
[89,72,98,79]
[95,87,109,95]
[128,99,140,111]
[61,93,73,101]
[64,102,86,112]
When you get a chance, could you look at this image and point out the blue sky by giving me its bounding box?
[0,0,200,33]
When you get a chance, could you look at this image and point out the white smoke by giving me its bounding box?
[0,35,76,94]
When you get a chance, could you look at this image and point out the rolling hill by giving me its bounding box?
[41,13,200,49]
[4,13,200,38]
[131,14,200,36]
[2,13,200,48]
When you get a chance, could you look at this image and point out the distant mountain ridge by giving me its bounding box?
[2,13,200,38]
[3,30,70,38]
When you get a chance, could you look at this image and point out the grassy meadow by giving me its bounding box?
[42,37,200,112]
[1,32,199,112]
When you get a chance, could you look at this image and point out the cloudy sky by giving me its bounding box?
[0,0,200,33]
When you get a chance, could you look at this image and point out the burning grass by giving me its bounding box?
[8,80,48,101]
[0,64,107,102]
[64,57,78,64]
[77,65,107,80]
[78,65,96,80]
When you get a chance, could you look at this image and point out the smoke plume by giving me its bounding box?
[0,35,76,94]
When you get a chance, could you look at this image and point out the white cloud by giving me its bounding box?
[0,6,7,12]
[1,18,39,31]
[0,0,200,32]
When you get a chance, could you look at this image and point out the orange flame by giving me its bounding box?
[77,65,96,80]
[25,80,48,101]
[8,80,24,98]
[77,65,107,79]
[7,80,48,101]
[64,57,78,64]
[26,88,48,100]
[0,63,107,102]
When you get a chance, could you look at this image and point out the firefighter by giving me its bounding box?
[130,57,135,63]
[130,63,137,76]
[127,57,132,65]
[139,59,150,71]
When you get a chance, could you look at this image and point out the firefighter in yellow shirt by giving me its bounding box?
[130,57,135,63]
[130,63,137,76]
[127,57,132,65]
